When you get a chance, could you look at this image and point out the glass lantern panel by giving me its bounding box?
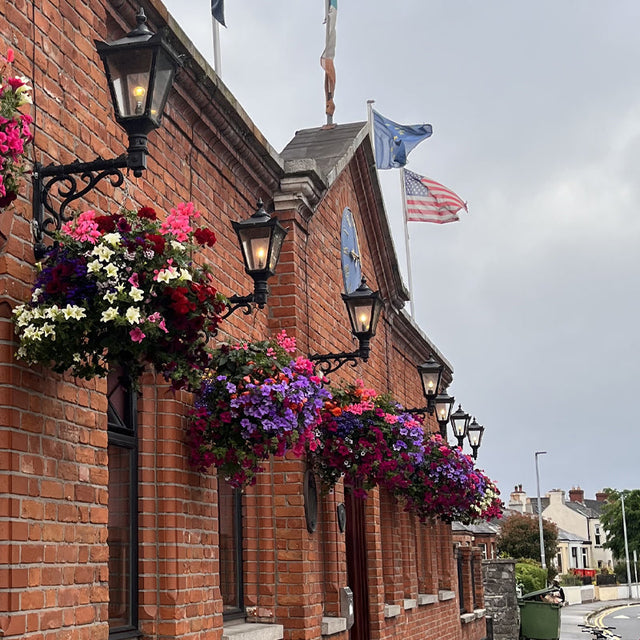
[468,428,483,447]
[107,49,153,118]
[149,49,176,125]
[349,300,374,334]
[238,228,271,272]
[451,417,467,438]
[267,226,286,272]
[435,400,452,423]
[421,371,439,396]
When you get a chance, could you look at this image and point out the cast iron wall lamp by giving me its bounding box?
[408,358,455,438]
[32,8,182,259]
[223,200,288,317]
[310,277,384,376]
[467,417,485,459]
[450,404,471,448]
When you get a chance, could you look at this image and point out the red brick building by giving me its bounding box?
[0,1,489,640]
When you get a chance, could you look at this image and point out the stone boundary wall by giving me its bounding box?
[482,559,519,640]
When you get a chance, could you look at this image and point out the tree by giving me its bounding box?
[599,488,640,561]
[497,512,558,564]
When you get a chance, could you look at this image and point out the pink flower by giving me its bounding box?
[128,273,139,287]
[160,201,199,241]
[129,327,145,343]
[276,329,297,353]
[61,210,101,243]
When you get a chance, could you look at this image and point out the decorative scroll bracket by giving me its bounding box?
[32,155,129,260]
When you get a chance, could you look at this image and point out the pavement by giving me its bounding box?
[560,599,640,639]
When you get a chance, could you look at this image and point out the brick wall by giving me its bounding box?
[0,1,485,639]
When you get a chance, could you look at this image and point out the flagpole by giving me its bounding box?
[212,18,222,76]
[400,167,415,318]
[367,99,375,143]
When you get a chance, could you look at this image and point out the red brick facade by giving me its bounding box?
[0,1,488,640]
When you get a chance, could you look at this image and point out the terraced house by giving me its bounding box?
[0,1,499,639]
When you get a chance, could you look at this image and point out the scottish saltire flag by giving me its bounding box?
[321,0,338,118]
[373,110,432,170]
[212,0,225,26]
[403,169,467,223]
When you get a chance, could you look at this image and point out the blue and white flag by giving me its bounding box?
[373,110,432,169]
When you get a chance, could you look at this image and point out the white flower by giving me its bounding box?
[125,307,141,324]
[42,323,55,338]
[23,325,41,340]
[62,305,86,320]
[103,232,121,247]
[156,267,177,283]
[129,286,144,302]
[91,244,115,261]
[105,264,119,279]
[101,308,119,322]
[15,78,33,106]
[45,305,60,320]
[31,288,42,302]
[170,240,184,252]
[87,259,102,273]
[178,269,192,281]
[104,291,117,304]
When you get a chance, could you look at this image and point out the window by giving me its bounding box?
[479,543,487,560]
[570,546,578,568]
[107,372,138,639]
[219,480,244,618]
[581,547,588,569]
[595,526,601,546]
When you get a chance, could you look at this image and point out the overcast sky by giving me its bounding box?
[161,0,640,503]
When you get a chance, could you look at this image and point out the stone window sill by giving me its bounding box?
[438,590,456,601]
[417,593,439,606]
[384,603,402,618]
[222,623,284,640]
[322,617,347,636]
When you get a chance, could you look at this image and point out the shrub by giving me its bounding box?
[516,559,547,594]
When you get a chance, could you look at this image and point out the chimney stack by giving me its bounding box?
[569,487,584,503]
[596,491,608,502]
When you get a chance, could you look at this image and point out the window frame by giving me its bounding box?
[107,373,140,640]
[219,482,245,620]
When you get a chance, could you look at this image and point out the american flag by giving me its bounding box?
[403,169,467,224]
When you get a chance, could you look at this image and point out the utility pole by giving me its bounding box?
[535,451,547,569]
[621,491,632,598]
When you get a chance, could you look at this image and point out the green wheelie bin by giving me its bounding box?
[518,587,562,640]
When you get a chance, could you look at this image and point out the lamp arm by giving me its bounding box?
[220,294,255,319]
[309,349,362,379]
[32,155,128,259]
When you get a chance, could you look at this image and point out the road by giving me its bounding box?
[560,600,640,640]
[594,604,640,640]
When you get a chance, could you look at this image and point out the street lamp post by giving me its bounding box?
[535,451,547,569]
[621,491,632,599]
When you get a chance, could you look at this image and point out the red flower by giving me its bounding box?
[194,228,217,246]
[95,215,117,233]
[146,234,166,254]
[137,206,157,220]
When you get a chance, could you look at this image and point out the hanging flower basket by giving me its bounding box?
[310,381,426,498]
[13,203,227,391]
[402,434,503,523]
[187,331,330,488]
[0,48,33,208]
